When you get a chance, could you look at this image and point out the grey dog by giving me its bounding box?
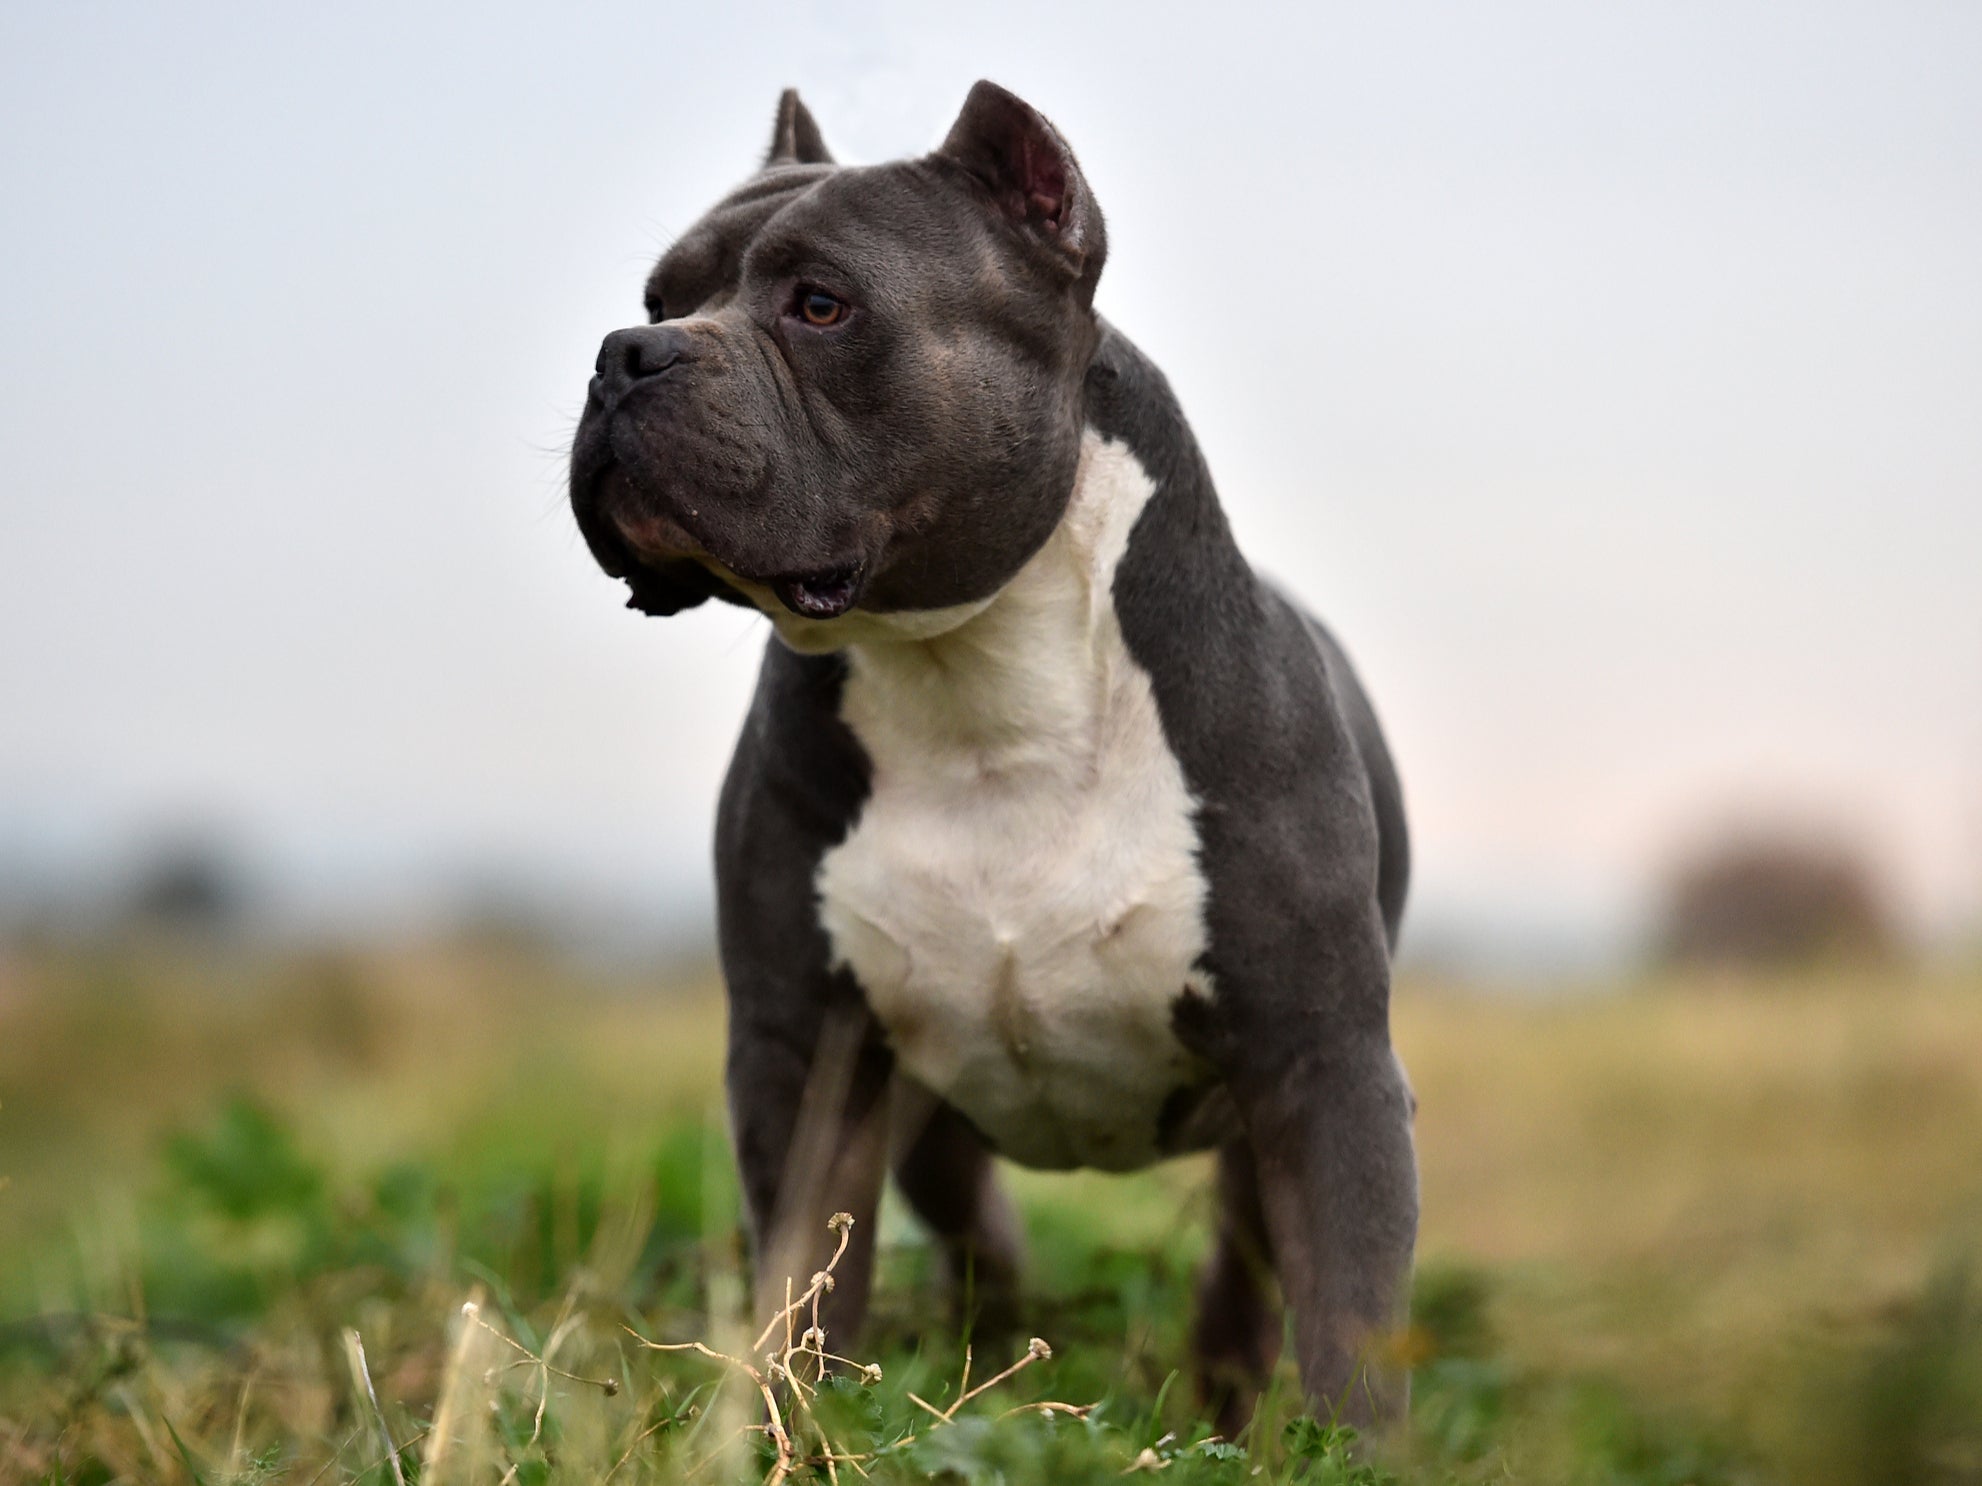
[568,81,1417,1430]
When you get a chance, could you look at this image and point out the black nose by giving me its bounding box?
[594,324,693,406]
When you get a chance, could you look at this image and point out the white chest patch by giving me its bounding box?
[814,430,1215,1172]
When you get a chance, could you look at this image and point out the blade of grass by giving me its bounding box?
[341,1329,407,1486]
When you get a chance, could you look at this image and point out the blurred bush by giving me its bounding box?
[1656,828,1900,968]
[121,837,246,932]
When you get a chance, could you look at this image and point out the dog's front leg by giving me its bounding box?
[716,647,892,1346]
[728,999,892,1346]
[1186,896,1418,1434]
[1238,1027,1417,1431]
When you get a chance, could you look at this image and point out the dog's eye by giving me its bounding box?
[645,298,667,324]
[795,288,847,327]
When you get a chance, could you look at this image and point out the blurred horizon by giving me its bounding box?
[3,2,1979,977]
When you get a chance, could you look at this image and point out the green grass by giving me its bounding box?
[2,941,1980,1482]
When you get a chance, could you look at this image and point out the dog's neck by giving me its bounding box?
[834,430,1157,771]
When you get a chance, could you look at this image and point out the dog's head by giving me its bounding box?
[568,82,1107,651]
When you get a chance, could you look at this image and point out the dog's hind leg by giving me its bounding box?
[1193,1138,1283,1441]
[889,1083,1024,1337]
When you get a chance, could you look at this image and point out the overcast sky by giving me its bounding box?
[2,2,1978,956]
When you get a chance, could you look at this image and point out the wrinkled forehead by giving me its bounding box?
[644,162,983,316]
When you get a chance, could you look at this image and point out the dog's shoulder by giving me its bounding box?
[717,641,869,872]
[1087,322,1409,949]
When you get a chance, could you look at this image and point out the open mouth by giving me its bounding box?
[771,564,865,620]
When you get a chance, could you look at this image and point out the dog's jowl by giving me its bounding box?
[569,82,1418,1430]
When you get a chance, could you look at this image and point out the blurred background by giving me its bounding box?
[3,0,1977,969]
[3,3,1980,1480]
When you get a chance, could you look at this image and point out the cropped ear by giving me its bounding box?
[934,80,1105,293]
[765,88,835,167]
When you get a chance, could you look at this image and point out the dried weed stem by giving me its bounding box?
[626,1213,1086,1485]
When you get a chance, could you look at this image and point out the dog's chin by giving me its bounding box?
[761,588,1000,655]
[605,488,872,622]
[599,488,990,649]
[770,564,866,619]
[708,566,869,642]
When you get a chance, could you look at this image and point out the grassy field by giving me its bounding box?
[2,940,1979,1483]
